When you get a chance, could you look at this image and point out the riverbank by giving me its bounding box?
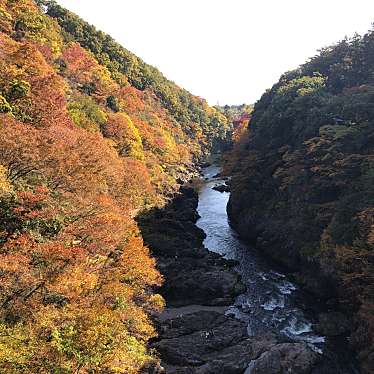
[139,178,320,373]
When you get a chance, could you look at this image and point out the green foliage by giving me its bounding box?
[102,113,144,159]
[277,74,326,96]
[68,95,107,132]
[319,124,359,141]
[8,80,31,100]
[0,95,12,113]
[9,0,63,53]
[303,33,374,92]
[0,323,36,372]
[216,103,253,124]
[106,95,120,112]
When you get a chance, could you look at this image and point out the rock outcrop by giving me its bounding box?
[244,342,317,374]
[155,311,317,374]
[212,183,230,193]
[140,187,245,308]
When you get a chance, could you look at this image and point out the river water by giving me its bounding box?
[196,165,359,374]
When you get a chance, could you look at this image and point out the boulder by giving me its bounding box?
[212,183,230,193]
[244,343,318,374]
[159,254,245,307]
[153,311,277,374]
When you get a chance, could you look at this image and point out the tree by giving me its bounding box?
[101,113,144,159]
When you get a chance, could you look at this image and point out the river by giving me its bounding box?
[196,165,359,374]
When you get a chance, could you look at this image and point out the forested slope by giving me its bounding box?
[228,29,374,373]
[42,0,229,154]
[0,0,229,372]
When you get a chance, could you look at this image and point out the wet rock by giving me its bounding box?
[315,312,351,337]
[158,252,245,307]
[225,259,240,267]
[139,186,250,370]
[139,186,246,307]
[153,311,277,374]
[154,311,318,374]
[244,342,318,374]
[212,183,230,193]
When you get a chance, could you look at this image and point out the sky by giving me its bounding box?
[56,0,374,105]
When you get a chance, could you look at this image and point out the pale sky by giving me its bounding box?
[56,0,374,105]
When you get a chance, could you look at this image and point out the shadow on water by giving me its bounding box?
[197,165,359,374]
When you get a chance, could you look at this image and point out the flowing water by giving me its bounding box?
[196,165,359,374]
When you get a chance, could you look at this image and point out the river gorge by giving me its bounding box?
[141,165,360,373]
[196,165,359,374]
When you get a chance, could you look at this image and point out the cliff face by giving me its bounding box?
[227,30,374,373]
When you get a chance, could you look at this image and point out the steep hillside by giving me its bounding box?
[0,0,229,372]
[228,30,374,373]
[40,0,229,156]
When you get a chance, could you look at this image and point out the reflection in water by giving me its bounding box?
[196,165,358,373]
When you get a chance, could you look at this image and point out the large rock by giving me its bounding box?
[154,311,318,374]
[315,312,351,337]
[212,183,230,193]
[153,311,274,374]
[244,343,318,374]
[158,253,245,307]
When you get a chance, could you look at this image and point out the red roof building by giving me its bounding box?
[233,113,251,128]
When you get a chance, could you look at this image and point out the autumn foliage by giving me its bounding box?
[0,1,229,372]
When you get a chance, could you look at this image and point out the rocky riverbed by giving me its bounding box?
[139,183,321,373]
